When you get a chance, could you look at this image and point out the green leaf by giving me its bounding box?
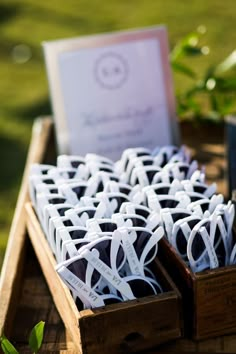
[185,81,206,98]
[203,77,236,93]
[171,61,196,78]
[0,335,19,354]
[216,78,236,91]
[170,28,208,61]
[182,45,205,56]
[170,31,200,61]
[28,321,45,353]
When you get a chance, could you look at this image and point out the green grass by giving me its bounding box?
[1,0,236,268]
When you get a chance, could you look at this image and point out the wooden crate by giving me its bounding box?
[25,202,183,354]
[159,238,236,340]
[4,235,236,354]
[3,117,236,353]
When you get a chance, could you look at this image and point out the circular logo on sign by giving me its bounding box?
[94,52,128,90]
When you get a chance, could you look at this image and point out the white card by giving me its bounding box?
[44,26,179,160]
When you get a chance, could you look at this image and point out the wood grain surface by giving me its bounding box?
[0,117,53,337]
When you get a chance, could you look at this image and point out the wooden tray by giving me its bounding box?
[159,237,236,340]
[25,202,183,354]
[1,117,236,353]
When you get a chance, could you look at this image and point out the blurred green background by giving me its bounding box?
[0,0,236,268]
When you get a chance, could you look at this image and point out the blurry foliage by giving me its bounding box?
[171,26,236,122]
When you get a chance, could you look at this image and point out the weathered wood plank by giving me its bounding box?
[25,203,82,353]
[10,240,76,353]
[0,117,53,337]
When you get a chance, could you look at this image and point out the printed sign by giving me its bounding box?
[44,26,179,160]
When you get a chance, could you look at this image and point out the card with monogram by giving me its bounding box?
[43,26,179,160]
